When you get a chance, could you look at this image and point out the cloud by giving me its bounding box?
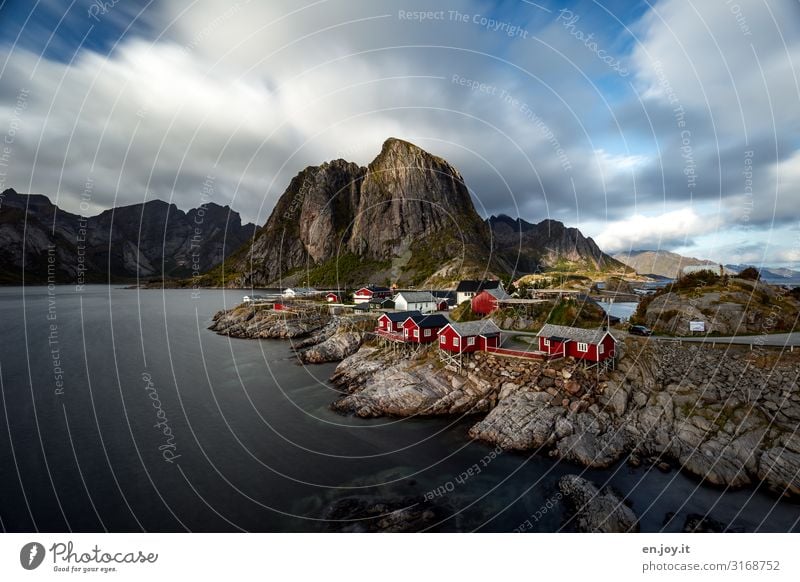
[0,0,797,266]
[594,207,721,253]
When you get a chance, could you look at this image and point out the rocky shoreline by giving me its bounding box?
[329,338,800,500]
[210,303,800,507]
[208,305,372,362]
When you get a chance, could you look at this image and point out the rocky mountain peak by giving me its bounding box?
[231,139,500,287]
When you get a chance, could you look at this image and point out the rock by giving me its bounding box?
[499,382,520,400]
[555,417,574,438]
[758,447,800,497]
[556,418,628,469]
[323,495,442,532]
[299,330,363,363]
[682,513,735,533]
[599,380,627,416]
[558,475,639,533]
[209,305,331,339]
[469,392,563,450]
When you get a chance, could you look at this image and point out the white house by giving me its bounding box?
[393,291,438,313]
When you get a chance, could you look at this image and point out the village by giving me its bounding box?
[240,279,621,374]
[206,269,800,515]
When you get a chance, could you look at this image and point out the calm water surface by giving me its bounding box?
[0,286,797,532]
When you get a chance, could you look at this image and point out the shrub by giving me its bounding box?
[737,266,760,281]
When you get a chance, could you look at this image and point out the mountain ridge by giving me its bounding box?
[0,187,256,284]
[488,213,626,274]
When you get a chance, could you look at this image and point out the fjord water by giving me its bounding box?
[0,286,797,532]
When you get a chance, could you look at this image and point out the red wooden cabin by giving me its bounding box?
[376,311,422,333]
[536,324,616,362]
[354,285,392,304]
[325,292,339,302]
[438,320,502,353]
[471,288,511,315]
[401,314,449,343]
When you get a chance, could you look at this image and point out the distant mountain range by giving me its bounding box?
[14,139,760,288]
[723,264,800,283]
[489,214,626,274]
[0,188,255,284]
[612,250,717,279]
[613,249,800,282]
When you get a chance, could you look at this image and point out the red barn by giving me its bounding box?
[354,285,392,304]
[438,320,502,353]
[401,314,449,343]
[471,288,511,315]
[536,324,616,362]
[376,310,422,334]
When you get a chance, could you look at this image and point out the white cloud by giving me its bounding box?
[594,207,721,253]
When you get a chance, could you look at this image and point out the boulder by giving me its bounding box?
[558,475,639,533]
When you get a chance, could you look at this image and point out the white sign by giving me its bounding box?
[689,321,705,332]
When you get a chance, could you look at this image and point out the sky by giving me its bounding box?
[1,0,798,268]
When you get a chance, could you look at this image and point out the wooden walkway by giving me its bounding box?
[484,346,550,360]
[374,329,405,342]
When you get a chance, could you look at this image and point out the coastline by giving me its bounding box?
[209,303,800,508]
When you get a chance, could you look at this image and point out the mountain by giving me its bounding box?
[724,264,800,284]
[612,249,717,279]
[225,138,506,287]
[0,188,255,284]
[488,214,626,274]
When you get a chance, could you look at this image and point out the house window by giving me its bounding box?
[439,335,446,344]
[424,329,431,337]
[577,342,588,353]
[467,337,475,346]
[543,338,550,347]
[453,337,460,347]
[599,343,604,355]
[414,329,419,338]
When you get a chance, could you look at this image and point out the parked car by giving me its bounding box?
[628,325,653,336]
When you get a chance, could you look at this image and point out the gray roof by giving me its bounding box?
[447,319,501,337]
[536,324,614,344]
[484,288,511,300]
[394,291,437,303]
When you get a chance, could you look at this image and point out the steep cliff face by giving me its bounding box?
[489,215,624,273]
[233,138,502,287]
[0,188,255,283]
[236,160,365,286]
[349,138,489,260]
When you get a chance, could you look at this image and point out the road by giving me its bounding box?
[501,327,800,348]
[655,331,800,347]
